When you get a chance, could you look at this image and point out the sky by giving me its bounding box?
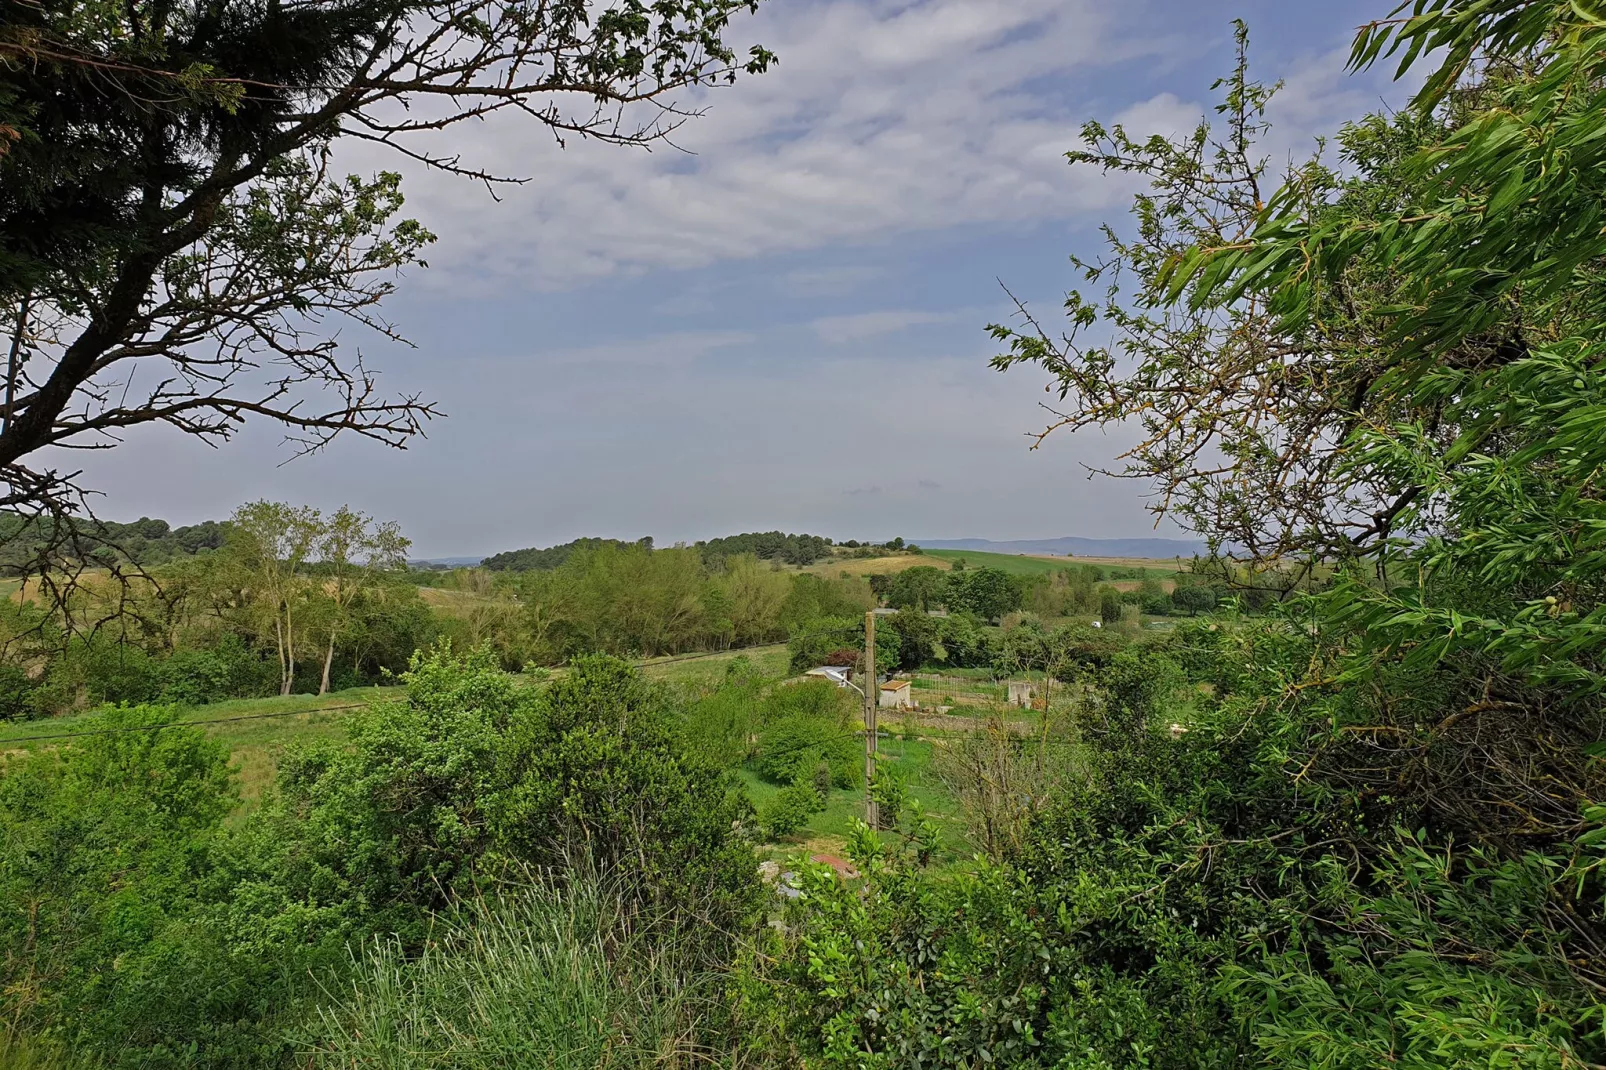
[74,0,1398,559]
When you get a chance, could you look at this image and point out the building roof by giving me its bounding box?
[879,679,910,691]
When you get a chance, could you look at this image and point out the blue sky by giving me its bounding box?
[84,0,1395,558]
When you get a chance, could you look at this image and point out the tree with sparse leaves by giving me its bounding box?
[312,506,408,694]
[0,0,771,578]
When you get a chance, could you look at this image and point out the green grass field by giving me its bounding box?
[740,733,970,863]
[0,642,980,857]
[0,686,401,805]
[922,548,1172,578]
[636,643,791,689]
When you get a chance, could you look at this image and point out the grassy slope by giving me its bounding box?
[923,548,1177,577]
[637,644,791,688]
[0,687,401,805]
[800,553,949,578]
[0,640,978,858]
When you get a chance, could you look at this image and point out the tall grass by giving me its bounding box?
[0,1034,83,1070]
[307,873,723,1069]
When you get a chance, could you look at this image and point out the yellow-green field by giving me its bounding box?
[800,553,947,578]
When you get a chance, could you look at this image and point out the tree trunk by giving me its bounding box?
[283,606,296,695]
[320,636,335,696]
[274,617,290,696]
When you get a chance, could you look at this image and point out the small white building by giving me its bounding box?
[878,679,912,709]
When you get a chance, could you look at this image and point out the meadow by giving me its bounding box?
[922,547,1178,577]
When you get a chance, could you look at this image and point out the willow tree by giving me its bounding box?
[0,0,772,572]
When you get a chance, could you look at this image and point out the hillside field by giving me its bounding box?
[922,548,1177,577]
[0,687,401,806]
[800,552,948,578]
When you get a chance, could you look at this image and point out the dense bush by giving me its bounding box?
[0,647,763,1068]
[759,783,823,839]
[1098,587,1123,627]
[0,706,279,1065]
[255,647,760,943]
[754,717,860,789]
[0,663,37,719]
[158,635,278,705]
[1171,584,1217,616]
[945,567,1022,621]
[757,599,1605,1068]
[787,616,863,673]
[30,635,165,714]
[885,565,947,611]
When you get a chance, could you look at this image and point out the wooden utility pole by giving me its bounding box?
[863,609,878,829]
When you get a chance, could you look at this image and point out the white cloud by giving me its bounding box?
[331,3,1395,295]
[811,309,955,343]
[369,0,1155,290]
[531,330,756,369]
[780,264,886,297]
[1111,92,1206,141]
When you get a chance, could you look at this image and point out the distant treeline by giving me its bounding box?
[697,531,832,565]
[483,530,836,572]
[481,536,655,573]
[0,513,229,574]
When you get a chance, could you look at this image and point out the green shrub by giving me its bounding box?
[1141,593,1174,616]
[259,646,760,948]
[0,705,290,1066]
[811,759,834,798]
[30,636,164,715]
[1171,585,1218,616]
[1098,587,1123,627]
[787,616,859,673]
[868,760,907,830]
[753,830,1243,1069]
[158,636,276,705]
[0,663,37,720]
[0,647,765,1068]
[765,676,850,722]
[760,783,822,840]
[753,715,859,788]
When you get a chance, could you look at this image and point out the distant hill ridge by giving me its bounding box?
[480,531,836,572]
[919,535,1206,560]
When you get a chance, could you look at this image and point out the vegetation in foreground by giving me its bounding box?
[4,3,1606,1069]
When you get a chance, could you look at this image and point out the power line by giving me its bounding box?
[0,703,372,743]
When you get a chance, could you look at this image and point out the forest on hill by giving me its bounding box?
[482,530,840,571]
[3,2,1606,1069]
[0,515,229,574]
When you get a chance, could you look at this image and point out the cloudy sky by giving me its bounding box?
[80,0,1396,558]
